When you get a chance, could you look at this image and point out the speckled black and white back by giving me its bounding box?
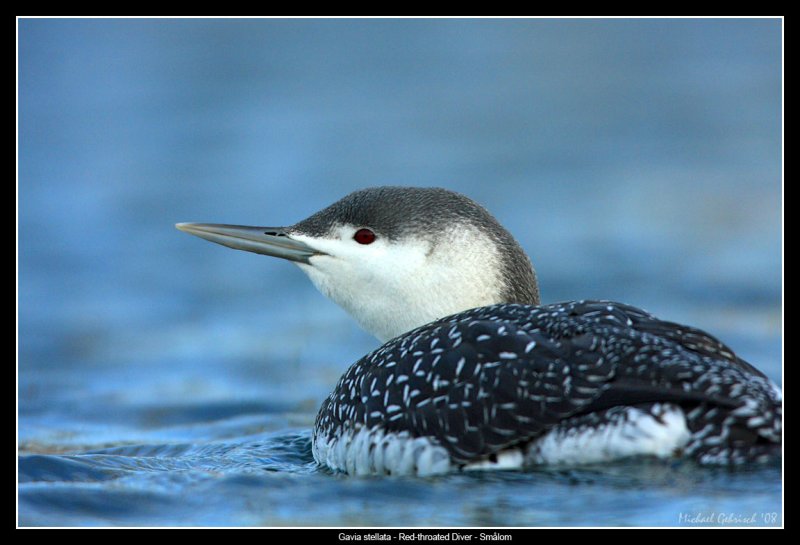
[312,301,781,475]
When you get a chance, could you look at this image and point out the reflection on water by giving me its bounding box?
[18,18,781,526]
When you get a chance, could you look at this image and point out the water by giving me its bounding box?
[18,18,782,527]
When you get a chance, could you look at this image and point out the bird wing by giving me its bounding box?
[315,301,780,464]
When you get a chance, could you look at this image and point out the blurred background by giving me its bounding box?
[18,19,782,526]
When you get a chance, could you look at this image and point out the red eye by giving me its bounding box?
[353,228,376,245]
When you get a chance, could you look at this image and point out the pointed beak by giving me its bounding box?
[175,223,323,264]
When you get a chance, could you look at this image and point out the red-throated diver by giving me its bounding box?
[176,186,782,476]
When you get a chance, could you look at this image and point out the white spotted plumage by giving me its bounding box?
[312,301,781,475]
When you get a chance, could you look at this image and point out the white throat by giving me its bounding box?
[292,225,504,342]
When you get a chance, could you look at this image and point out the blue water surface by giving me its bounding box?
[18,18,782,527]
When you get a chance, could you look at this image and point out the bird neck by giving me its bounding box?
[298,224,538,342]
